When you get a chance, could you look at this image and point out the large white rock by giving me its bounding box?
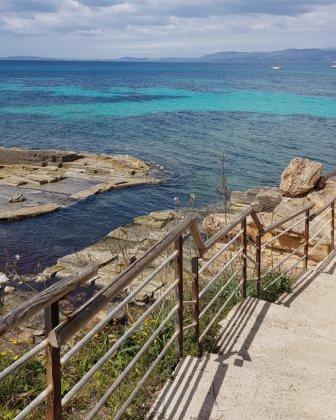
[280,157,322,197]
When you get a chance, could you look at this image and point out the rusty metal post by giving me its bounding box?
[256,232,262,297]
[330,202,335,253]
[191,256,201,355]
[174,236,184,359]
[304,209,310,270]
[241,219,247,299]
[44,301,62,420]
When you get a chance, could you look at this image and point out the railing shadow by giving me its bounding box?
[316,250,336,274]
[276,250,336,307]
[148,355,212,419]
[217,297,267,362]
[253,249,336,315]
[149,297,272,419]
[276,269,320,307]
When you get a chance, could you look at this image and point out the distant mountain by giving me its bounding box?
[0,55,151,62]
[1,48,335,63]
[112,48,336,63]
[158,57,197,62]
[0,56,53,61]
[112,57,150,62]
[198,48,336,63]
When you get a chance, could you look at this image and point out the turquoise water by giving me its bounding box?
[1,85,335,118]
[0,61,335,272]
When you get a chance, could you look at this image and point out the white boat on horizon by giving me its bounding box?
[331,60,336,68]
[271,64,283,70]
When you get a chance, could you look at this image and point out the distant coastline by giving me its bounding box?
[1,48,336,63]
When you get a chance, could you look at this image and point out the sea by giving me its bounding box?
[0,60,335,273]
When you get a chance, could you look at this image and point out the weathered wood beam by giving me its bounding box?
[249,209,265,233]
[49,217,193,347]
[189,219,206,256]
[0,265,98,336]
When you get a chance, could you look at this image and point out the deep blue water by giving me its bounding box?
[0,61,335,272]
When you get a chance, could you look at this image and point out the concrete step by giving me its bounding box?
[149,354,260,419]
[276,272,336,335]
[149,353,336,419]
[276,269,336,305]
[149,270,336,419]
[217,298,336,379]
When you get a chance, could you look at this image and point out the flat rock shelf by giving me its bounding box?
[0,146,159,221]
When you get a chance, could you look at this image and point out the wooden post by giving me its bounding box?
[330,203,335,253]
[241,219,247,299]
[174,236,184,359]
[44,301,62,420]
[191,257,201,355]
[256,232,262,297]
[304,209,310,270]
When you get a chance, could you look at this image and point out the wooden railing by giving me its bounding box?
[0,266,98,420]
[256,204,313,294]
[1,198,335,419]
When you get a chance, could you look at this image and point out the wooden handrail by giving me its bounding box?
[2,197,336,418]
[0,265,98,336]
[262,204,314,234]
[49,209,258,347]
[249,209,265,233]
[1,199,331,343]
[0,199,323,342]
[309,195,336,220]
[189,219,207,256]
[49,217,195,347]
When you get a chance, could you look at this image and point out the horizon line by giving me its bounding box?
[0,47,336,62]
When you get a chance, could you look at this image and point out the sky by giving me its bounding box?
[0,0,335,58]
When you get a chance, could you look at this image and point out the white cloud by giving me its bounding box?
[0,0,335,58]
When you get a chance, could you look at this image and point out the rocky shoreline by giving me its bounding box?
[1,156,335,343]
[0,146,159,221]
[35,157,336,292]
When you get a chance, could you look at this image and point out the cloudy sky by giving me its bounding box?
[0,0,335,58]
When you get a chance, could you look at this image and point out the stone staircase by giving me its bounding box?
[149,255,336,419]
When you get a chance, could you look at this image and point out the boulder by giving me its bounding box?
[280,158,322,197]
